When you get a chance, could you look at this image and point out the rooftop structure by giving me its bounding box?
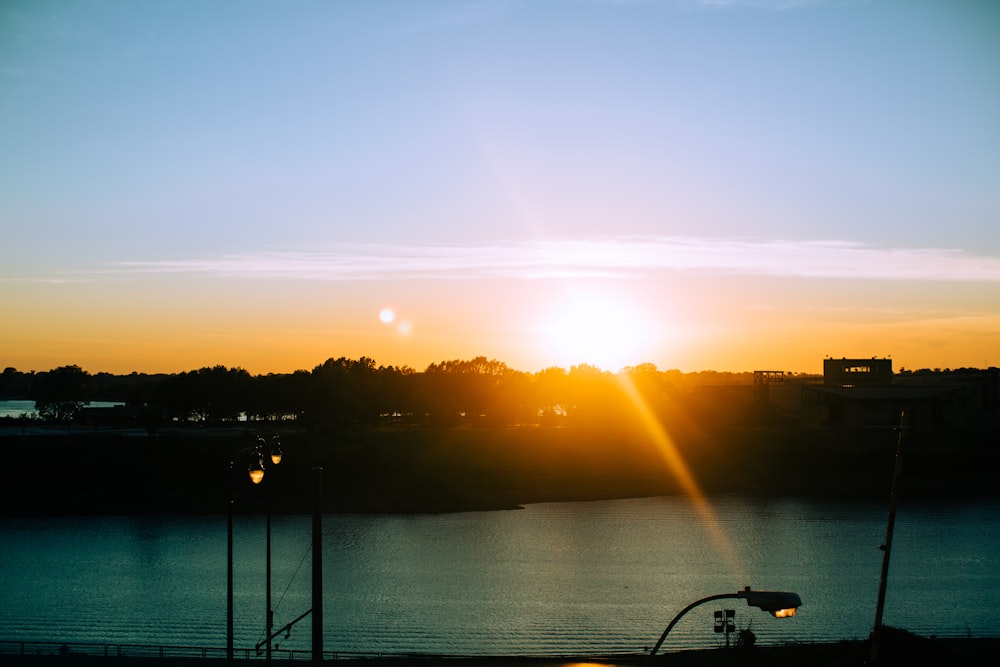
[823,357,893,388]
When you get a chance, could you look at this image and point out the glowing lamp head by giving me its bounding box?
[739,587,802,618]
[269,436,282,465]
[248,459,265,485]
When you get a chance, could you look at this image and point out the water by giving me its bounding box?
[1,496,998,656]
[0,400,37,419]
[0,400,123,419]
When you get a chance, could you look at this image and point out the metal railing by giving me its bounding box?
[0,639,416,662]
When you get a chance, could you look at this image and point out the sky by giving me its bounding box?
[2,0,999,376]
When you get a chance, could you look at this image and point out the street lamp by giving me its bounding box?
[227,435,282,662]
[650,586,802,655]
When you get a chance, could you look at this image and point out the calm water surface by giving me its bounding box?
[0,400,37,419]
[1,496,998,656]
[0,400,122,419]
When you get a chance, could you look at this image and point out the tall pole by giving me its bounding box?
[229,439,280,662]
[266,482,273,663]
[312,467,324,662]
[871,410,906,666]
[226,462,234,662]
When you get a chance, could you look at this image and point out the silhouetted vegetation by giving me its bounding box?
[29,364,93,422]
[1,357,997,515]
[0,357,780,430]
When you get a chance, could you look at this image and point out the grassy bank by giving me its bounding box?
[1,423,996,516]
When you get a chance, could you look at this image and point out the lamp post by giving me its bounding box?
[650,586,802,655]
[227,435,282,662]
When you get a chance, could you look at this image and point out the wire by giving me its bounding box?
[274,542,312,617]
[254,542,313,649]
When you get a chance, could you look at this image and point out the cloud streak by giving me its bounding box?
[682,0,836,10]
[105,237,1000,283]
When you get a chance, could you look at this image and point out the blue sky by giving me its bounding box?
[2,0,999,374]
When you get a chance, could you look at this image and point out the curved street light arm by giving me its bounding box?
[230,435,281,464]
[650,592,739,655]
[650,587,802,656]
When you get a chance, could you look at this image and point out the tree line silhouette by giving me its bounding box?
[3,358,988,434]
[4,359,998,513]
[2,357,784,430]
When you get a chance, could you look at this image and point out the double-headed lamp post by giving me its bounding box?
[227,435,282,662]
[650,586,802,656]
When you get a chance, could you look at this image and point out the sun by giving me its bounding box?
[538,288,659,371]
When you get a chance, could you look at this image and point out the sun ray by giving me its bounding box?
[616,373,745,577]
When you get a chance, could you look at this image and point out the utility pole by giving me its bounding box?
[312,466,324,662]
[871,410,907,665]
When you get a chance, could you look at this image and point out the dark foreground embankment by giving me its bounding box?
[1,423,996,516]
[3,635,1000,666]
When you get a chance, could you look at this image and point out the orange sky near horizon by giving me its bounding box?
[5,267,998,377]
[2,2,999,378]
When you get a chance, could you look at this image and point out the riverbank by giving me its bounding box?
[4,635,1000,666]
[2,423,997,516]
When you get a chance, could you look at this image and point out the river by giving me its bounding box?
[1,496,997,656]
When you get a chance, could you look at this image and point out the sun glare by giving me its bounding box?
[539,289,658,371]
[616,373,744,575]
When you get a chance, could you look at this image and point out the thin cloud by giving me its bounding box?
[673,0,840,10]
[585,0,833,7]
[396,0,520,34]
[104,238,1000,283]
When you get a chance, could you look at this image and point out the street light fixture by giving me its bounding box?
[227,435,282,662]
[650,586,802,655]
[248,436,281,485]
[248,456,265,485]
[269,442,283,465]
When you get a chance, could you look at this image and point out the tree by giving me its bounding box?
[33,365,93,422]
[151,365,251,422]
[245,371,311,422]
[307,356,388,425]
[421,356,522,425]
